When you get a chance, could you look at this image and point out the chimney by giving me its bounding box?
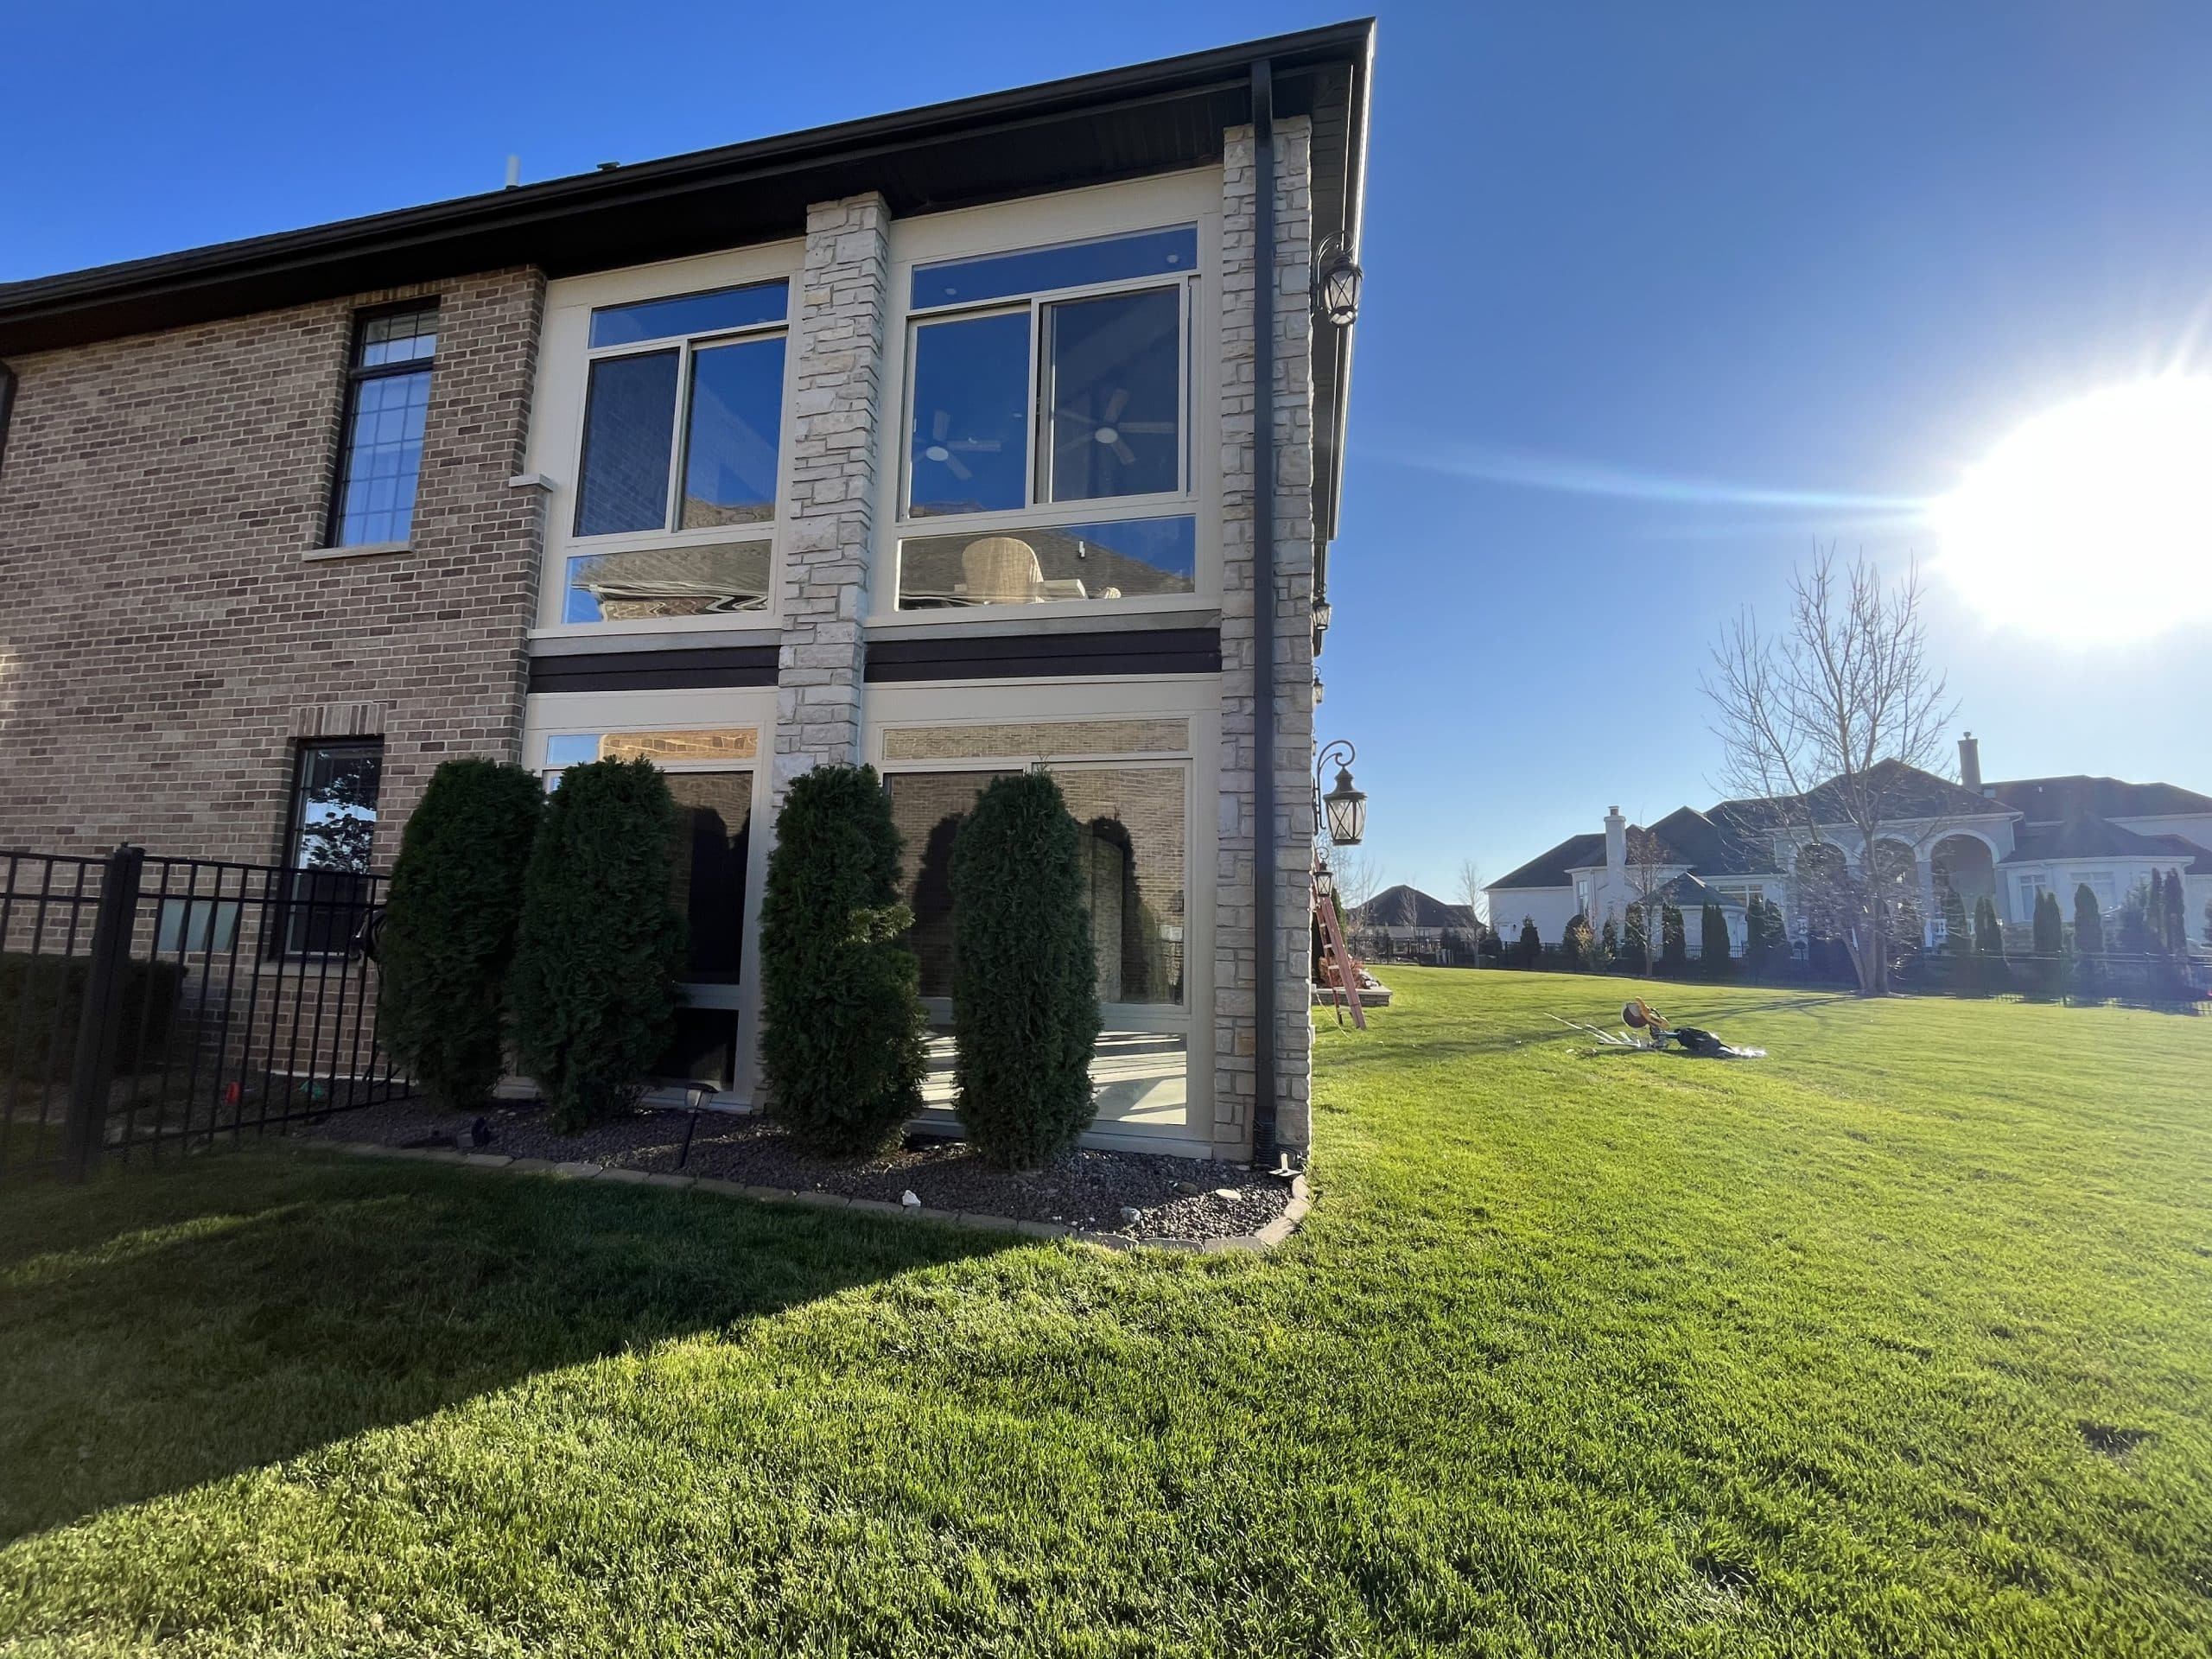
[1605,806,1626,880]
[1958,733,1981,792]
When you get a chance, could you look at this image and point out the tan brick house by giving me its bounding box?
[0,22,1373,1165]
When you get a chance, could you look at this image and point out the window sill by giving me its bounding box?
[529,621,782,652]
[305,542,410,562]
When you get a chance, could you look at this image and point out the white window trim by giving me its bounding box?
[520,685,778,1103]
[874,170,1223,627]
[527,241,804,639]
[866,677,1219,1155]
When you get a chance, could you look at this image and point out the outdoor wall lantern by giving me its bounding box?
[1313,860,1337,903]
[1314,233,1363,329]
[1316,739,1367,847]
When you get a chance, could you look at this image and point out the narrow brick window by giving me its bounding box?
[329,304,438,547]
[280,738,384,954]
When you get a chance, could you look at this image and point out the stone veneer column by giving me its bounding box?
[1215,119,1319,1160]
[775,194,890,799]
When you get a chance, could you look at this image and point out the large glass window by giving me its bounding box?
[283,740,382,955]
[885,766,1185,1004]
[539,731,756,984]
[909,314,1031,518]
[569,279,789,606]
[331,305,437,547]
[897,225,1196,611]
[1042,288,1181,502]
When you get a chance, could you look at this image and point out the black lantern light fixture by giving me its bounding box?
[1313,232,1363,329]
[1315,739,1367,848]
[1312,859,1336,903]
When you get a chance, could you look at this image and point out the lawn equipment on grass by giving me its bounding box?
[1548,998,1766,1059]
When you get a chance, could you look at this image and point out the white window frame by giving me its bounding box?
[519,686,777,1104]
[874,171,1223,626]
[866,674,1218,1158]
[527,242,804,639]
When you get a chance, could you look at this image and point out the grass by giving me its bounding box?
[3,971,2209,1656]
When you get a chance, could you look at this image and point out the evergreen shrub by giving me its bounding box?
[759,765,928,1155]
[950,771,1100,1168]
[509,758,685,1132]
[378,757,543,1112]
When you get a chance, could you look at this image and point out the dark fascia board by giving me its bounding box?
[866,626,1221,683]
[0,20,1374,359]
[527,644,779,695]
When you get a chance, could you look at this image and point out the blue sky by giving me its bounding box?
[8,2,2209,899]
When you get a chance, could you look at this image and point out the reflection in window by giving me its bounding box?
[912,226,1196,310]
[664,772,752,983]
[681,337,785,528]
[563,541,772,622]
[907,312,1030,518]
[575,350,680,536]
[896,516,1195,609]
[885,766,1185,1004]
[333,304,438,546]
[588,281,788,348]
[285,740,382,955]
[1043,289,1180,501]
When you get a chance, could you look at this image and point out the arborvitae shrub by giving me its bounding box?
[509,758,684,1132]
[1624,906,1649,970]
[759,764,927,1155]
[1742,899,1770,978]
[950,772,1100,1168]
[1561,913,1591,971]
[1661,902,1688,973]
[1600,916,1621,963]
[2032,888,2063,956]
[1517,917,1541,969]
[378,758,543,1111]
[1700,901,1730,976]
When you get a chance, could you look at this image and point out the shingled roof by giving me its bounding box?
[1490,833,1605,891]
[1351,885,1479,930]
[1987,775,2212,823]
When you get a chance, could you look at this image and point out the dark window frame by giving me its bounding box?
[326,300,440,549]
[273,736,385,958]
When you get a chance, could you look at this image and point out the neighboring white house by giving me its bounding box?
[1486,735,2212,952]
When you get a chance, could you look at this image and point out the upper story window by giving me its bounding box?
[331,305,437,547]
[894,225,1199,612]
[564,279,790,624]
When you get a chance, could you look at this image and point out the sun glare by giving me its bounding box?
[1933,377,2212,642]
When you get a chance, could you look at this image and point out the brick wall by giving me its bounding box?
[0,269,545,868]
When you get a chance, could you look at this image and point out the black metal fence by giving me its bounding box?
[1,846,415,1180]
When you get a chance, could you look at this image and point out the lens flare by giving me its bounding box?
[1934,378,2212,642]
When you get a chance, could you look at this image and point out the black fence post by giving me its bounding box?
[63,844,143,1180]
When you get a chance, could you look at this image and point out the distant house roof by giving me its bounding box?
[1490,833,1605,891]
[1646,873,1738,909]
[1716,760,2002,829]
[1352,885,1478,930]
[2005,818,2212,873]
[1986,775,2212,823]
[1647,805,1779,877]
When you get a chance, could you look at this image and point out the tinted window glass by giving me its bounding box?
[588,281,788,348]
[680,337,785,529]
[665,772,752,983]
[895,515,1195,609]
[575,351,679,536]
[912,226,1196,309]
[334,369,432,545]
[1044,289,1180,501]
[358,307,438,366]
[285,741,383,956]
[563,541,772,624]
[907,312,1030,518]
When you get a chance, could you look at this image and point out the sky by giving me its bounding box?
[7,1,2210,901]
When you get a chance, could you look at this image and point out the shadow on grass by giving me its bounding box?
[0,1147,1007,1544]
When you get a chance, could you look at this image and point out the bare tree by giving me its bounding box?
[1703,547,1957,995]
[1452,858,1490,961]
[1330,849,1383,918]
[1623,823,1674,976]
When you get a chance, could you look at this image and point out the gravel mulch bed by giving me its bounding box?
[290,1099,1294,1242]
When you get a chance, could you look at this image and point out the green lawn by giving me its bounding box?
[3,973,2209,1656]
